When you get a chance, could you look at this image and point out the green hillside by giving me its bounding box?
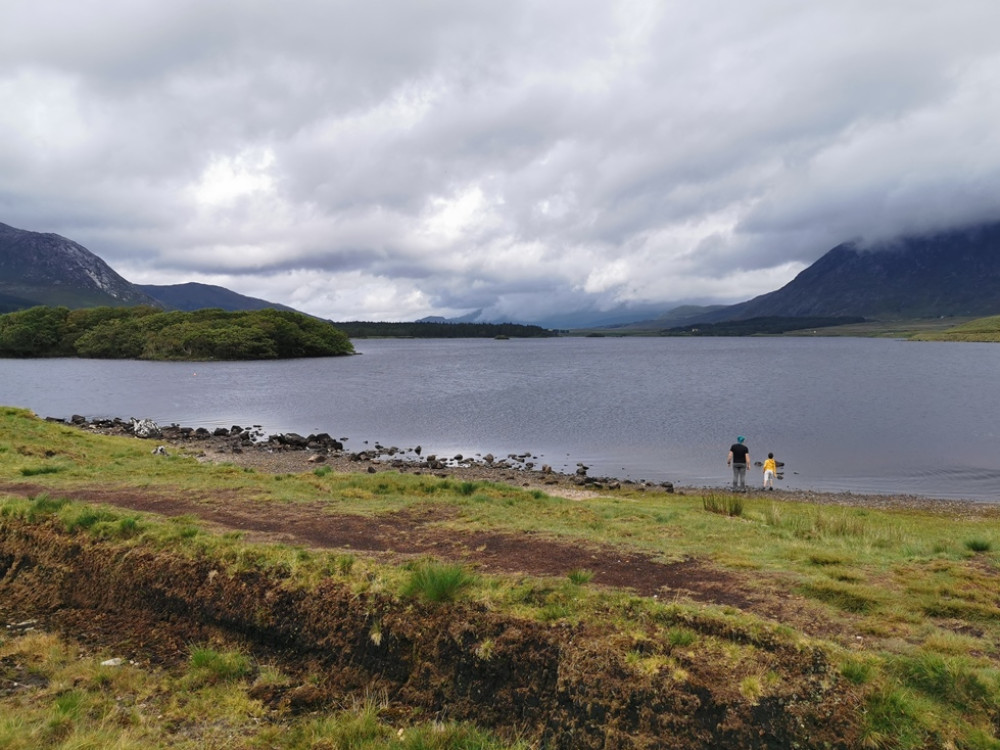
[910,315,1000,342]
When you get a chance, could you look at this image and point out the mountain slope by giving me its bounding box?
[0,222,160,312]
[138,282,297,313]
[699,222,1000,322]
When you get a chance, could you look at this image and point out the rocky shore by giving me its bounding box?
[58,414,1000,517]
[61,415,660,494]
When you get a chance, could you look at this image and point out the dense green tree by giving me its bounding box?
[0,306,70,356]
[0,306,355,360]
[73,317,146,358]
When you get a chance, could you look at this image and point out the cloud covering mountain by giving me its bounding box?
[2,1,999,321]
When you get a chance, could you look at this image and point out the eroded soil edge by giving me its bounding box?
[0,516,860,749]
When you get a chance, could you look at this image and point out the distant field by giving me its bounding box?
[909,314,1000,342]
[573,316,981,338]
[782,316,981,338]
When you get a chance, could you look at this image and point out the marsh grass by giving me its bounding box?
[401,561,478,602]
[965,538,992,553]
[702,491,744,517]
[798,580,885,614]
[567,568,594,585]
[19,464,66,477]
[186,645,255,686]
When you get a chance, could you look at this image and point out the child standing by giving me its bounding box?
[762,453,777,490]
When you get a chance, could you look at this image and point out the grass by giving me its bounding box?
[2,406,1000,747]
[186,645,255,686]
[0,628,528,750]
[910,314,1000,342]
[702,491,744,516]
[402,561,478,602]
[567,568,594,585]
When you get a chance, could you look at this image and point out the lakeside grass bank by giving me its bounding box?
[1,406,999,748]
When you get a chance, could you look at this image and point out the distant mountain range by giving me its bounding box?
[0,222,298,315]
[690,222,1000,324]
[3,219,1000,328]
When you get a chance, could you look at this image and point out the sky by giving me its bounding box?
[2,1,1000,324]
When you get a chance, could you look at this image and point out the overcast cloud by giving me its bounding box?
[2,0,999,322]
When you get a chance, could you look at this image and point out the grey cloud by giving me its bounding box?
[2,1,1000,321]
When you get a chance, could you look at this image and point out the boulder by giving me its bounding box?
[130,418,162,439]
[272,432,309,448]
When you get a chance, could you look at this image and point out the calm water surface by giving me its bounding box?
[2,337,998,501]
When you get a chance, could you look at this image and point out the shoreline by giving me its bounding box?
[60,414,1000,519]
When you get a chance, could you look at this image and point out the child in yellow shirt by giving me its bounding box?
[762,453,777,491]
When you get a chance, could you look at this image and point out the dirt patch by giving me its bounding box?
[0,480,752,609]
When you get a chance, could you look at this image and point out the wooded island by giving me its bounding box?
[0,305,355,360]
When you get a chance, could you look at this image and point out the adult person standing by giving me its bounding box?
[727,436,750,491]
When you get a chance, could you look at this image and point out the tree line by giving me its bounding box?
[660,316,866,336]
[0,306,355,360]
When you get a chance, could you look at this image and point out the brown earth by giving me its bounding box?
[3,423,991,748]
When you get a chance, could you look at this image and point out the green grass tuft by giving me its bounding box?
[186,645,254,686]
[798,580,883,614]
[964,539,992,553]
[19,465,65,477]
[840,658,874,685]
[702,492,744,517]
[402,562,478,603]
[567,568,594,585]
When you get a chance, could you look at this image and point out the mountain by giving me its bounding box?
[138,282,298,313]
[416,309,485,324]
[420,302,726,330]
[695,222,1000,323]
[0,222,160,312]
[0,222,300,316]
[597,304,729,331]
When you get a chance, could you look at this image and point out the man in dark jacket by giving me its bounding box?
[727,436,750,491]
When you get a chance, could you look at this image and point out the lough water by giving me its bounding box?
[2,337,998,502]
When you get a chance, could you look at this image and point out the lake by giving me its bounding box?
[2,336,998,501]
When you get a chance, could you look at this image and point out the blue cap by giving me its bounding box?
[737,436,745,443]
